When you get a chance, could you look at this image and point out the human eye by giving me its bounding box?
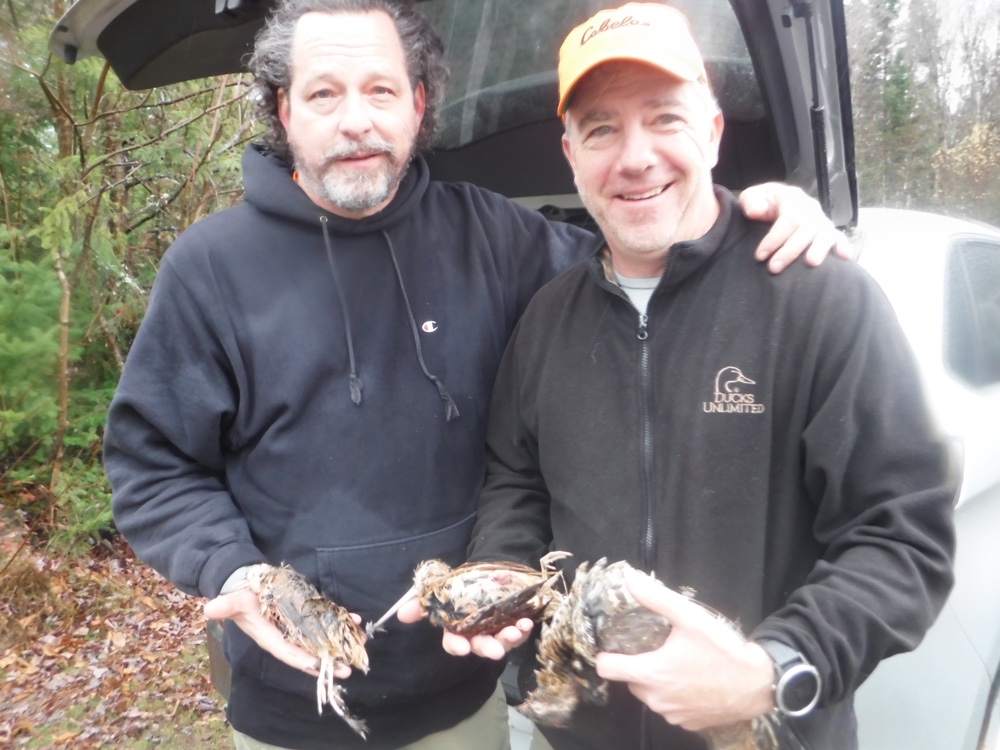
[585,123,614,141]
[369,83,398,101]
[655,111,684,129]
[308,86,337,103]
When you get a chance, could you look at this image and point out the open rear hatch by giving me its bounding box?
[50,0,856,227]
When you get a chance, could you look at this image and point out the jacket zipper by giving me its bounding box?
[590,261,661,572]
[636,311,655,570]
[588,258,663,750]
[636,306,656,750]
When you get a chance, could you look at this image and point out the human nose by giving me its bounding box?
[616,123,656,175]
[338,91,374,138]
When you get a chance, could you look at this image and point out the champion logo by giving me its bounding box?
[421,321,439,333]
[702,366,766,414]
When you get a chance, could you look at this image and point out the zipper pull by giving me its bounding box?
[637,312,649,340]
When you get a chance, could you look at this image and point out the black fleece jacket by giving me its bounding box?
[469,189,957,750]
[104,144,590,748]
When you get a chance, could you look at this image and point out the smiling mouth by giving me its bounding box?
[618,185,668,201]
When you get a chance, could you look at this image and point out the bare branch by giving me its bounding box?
[82,90,249,180]
[77,80,248,127]
[83,62,112,145]
[0,162,12,237]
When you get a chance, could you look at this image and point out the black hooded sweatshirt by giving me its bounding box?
[104,144,590,748]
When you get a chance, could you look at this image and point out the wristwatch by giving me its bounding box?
[758,639,821,717]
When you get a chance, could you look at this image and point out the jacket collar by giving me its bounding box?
[585,186,749,290]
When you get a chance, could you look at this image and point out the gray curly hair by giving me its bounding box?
[247,0,449,161]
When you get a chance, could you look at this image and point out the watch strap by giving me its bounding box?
[758,638,821,717]
[759,638,803,671]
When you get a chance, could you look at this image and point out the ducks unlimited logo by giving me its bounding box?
[703,366,766,414]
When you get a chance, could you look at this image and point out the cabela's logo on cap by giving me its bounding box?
[580,15,651,45]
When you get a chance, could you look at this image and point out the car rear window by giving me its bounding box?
[421,0,763,149]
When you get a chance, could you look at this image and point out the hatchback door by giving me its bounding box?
[50,0,856,227]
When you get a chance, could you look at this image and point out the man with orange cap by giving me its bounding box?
[446,4,957,749]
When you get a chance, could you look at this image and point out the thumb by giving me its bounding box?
[204,596,234,621]
[204,588,256,621]
[623,569,709,631]
[395,597,426,624]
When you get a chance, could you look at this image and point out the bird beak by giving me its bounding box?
[365,584,419,638]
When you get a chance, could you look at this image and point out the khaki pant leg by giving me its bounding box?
[232,729,289,750]
[401,680,510,750]
[231,681,510,750]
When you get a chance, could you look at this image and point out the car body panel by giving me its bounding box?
[852,208,1000,750]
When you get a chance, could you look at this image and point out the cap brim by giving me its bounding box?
[557,53,703,116]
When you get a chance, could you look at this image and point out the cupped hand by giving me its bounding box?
[440,618,535,660]
[595,570,773,732]
[204,588,356,679]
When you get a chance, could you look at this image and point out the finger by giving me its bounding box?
[494,623,533,652]
[765,223,815,273]
[803,226,841,267]
[595,649,648,683]
[441,630,472,657]
[737,182,777,222]
[204,596,235,621]
[395,597,426,624]
[223,606,320,674]
[469,634,508,661]
[623,569,711,630]
[332,662,353,680]
[258,631,325,673]
[204,587,258,621]
[753,215,796,264]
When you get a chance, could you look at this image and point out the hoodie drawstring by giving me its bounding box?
[318,216,459,422]
[382,231,460,422]
[320,216,364,405]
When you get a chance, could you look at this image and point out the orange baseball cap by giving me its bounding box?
[557,3,708,116]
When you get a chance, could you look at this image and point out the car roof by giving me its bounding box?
[49,0,857,228]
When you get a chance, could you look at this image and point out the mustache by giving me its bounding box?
[322,139,397,163]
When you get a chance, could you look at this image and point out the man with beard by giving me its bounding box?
[104,1,848,749]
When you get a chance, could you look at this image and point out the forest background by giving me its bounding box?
[1,0,999,745]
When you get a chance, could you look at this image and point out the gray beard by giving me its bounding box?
[296,139,412,214]
[318,161,399,213]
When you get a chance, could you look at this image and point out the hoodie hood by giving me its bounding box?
[241,143,431,235]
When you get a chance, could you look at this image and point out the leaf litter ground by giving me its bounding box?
[1,515,229,748]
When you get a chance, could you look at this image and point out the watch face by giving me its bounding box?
[781,665,821,715]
